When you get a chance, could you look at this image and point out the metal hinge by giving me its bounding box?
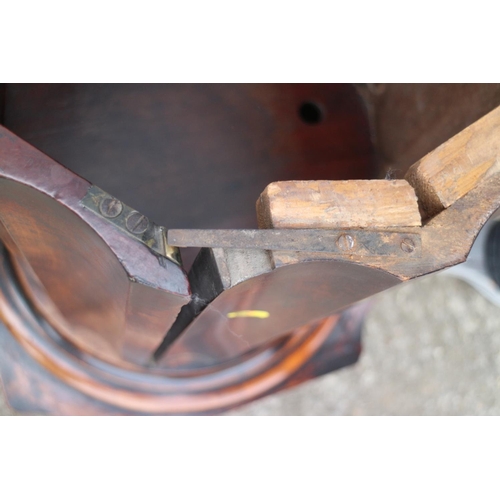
[81,185,181,265]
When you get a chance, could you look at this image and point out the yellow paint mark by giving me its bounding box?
[227,310,270,319]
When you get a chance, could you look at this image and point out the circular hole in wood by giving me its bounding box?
[298,101,323,124]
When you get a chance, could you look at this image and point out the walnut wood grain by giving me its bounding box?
[256,180,421,229]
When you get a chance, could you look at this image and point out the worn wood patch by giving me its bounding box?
[256,179,421,229]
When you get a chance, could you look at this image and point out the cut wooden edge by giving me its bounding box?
[257,106,500,231]
[405,105,500,219]
[256,179,421,230]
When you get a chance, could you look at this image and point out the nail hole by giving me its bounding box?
[298,102,323,125]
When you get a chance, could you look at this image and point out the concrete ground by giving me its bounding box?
[229,274,500,415]
[2,273,500,416]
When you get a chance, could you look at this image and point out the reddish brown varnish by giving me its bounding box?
[0,126,190,368]
[2,85,500,415]
[0,84,376,414]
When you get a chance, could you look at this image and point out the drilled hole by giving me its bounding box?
[299,102,323,125]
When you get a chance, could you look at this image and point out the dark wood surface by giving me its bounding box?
[0,241,367,415]
[2,84,374,268]
[357,83,500,178]
[162,260,399,368]
[0,244,349,414]
[0,125,190,367]
[0,83,392,414]
[0,84,5,125]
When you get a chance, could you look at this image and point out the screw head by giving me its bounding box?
[400,238,415,253]
[99,197,123,218]
[336,234,355,252]
[126,211,149,234]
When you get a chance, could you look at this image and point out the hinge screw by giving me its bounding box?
[99,197,123,218]
[336,234,355,252]
[400,238,415,253]
[126,211,149,234]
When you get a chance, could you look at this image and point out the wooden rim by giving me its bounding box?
[0,247,337,414]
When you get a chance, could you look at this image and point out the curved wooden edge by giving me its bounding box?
[0,125,190,295]
[0,246,364,414]
[0,125,191,366]
[161,259,399,369]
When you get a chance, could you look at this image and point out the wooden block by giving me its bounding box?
[256,180,421,229]
[405,105,500,218]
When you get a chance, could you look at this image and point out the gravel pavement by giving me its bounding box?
[229,274,500,415]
